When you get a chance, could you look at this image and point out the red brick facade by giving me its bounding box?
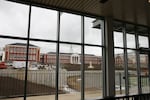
[4,43,40,62]
[4,43,148,69]
[40,52,101,65]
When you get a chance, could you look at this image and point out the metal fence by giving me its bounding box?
[0,69,102,98]
[0,69,150,99]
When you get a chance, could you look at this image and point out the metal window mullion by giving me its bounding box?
[123,24,129,95]
[101,19,107,98]
[24,3,32,100]
[148,29,150,93]
[55,11,61,100]
[81,16,85,100]
[135,26,142,94]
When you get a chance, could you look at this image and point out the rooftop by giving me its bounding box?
[8,43,38,47]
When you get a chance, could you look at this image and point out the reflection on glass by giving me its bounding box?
[60,13,81,43]
[27,41,56,99]
[30,7,57,40]
[84,46,102,99]
[114,32,123,47]
[0,0,29,37]
[138,36,149,48]
[114,49,125,95]
[127,50,138,95]
[85,17,102,45]
[0,38,26,99]
[140,54,150,93]
[126,34,136,48]
[59,44,81,100]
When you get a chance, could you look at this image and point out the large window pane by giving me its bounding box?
[127,50,138,95]
[113,21,124,47]
[114,49,125,96]
[30,7,57,40]
[59,44,81,100]
[114,32,123,47]
[60,13,81,43]
[85,17,102,45]
[0,38,27,99]
[0,0,29,37]
[84,46,102,99]
[126,34,136,48]
[140,54,150,93]
[137,26,149,48]
[138,36,149,48]
[26,41,56,100]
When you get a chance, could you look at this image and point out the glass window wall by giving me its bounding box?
[1,0,150,99]
[114,21,150,97]
[0,1,104,100]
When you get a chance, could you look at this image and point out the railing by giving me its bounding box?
[0,69,102,98]
[100,93,150,100]
[0,69,150,99]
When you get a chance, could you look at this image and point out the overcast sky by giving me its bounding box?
[0,0,149,56]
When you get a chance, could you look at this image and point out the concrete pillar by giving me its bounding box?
[104,16,115,98]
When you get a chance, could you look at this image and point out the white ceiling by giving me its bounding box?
[9,0,150,27]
